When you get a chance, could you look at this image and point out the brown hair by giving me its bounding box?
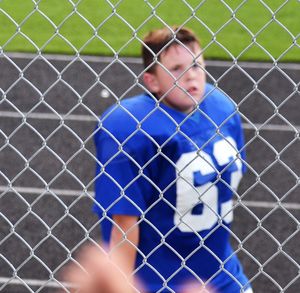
[142,26,201,73]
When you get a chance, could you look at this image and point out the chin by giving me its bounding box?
[180,104,196,113]
[187,93,202,103]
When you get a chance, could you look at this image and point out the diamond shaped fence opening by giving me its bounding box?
[0,1,299,292]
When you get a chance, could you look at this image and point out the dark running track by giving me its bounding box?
[0,53,300,293]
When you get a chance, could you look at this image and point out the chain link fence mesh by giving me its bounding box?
[1,0,300,292]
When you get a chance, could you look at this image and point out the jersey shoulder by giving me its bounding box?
[97,94,155,140]
[202,83,238,126]
[102,93,155,125]
[96,93,176,148]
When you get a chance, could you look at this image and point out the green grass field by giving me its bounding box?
[0,0,299,61]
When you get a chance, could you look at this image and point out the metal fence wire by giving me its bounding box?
[0,1,300,292]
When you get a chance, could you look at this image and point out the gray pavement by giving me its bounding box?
[1,53,300,292]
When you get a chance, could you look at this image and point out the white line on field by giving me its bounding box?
[2,52,300,70]
[1,185,300,210]
[1,110,299,132]
[239,200,300,210]
[242,123,300,132]
[0,277,70,289]
[0,185,92,197]
[0,110,97,122]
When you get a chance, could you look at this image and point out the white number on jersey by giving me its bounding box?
[174,137,242,233]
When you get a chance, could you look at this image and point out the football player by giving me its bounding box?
[93,26,252,293]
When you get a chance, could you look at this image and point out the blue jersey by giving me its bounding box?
[94,83,250,293]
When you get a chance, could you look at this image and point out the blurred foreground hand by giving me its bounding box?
[63,244,214,293]
[63,244,136,293]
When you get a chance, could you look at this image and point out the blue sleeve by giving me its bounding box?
[233,112,247,174]
[93,126,153,217]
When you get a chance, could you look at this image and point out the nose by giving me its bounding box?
[184,65,198,80]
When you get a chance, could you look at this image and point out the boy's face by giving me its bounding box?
[144,43,206,113]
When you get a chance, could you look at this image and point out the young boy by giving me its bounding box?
[93,26,252,293]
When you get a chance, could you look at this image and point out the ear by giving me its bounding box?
[143,72,160,93]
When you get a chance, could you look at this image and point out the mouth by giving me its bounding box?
[187,86,199,96]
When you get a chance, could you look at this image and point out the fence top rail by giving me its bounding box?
[1,52,300,70]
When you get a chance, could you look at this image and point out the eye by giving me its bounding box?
[170,65,181,72]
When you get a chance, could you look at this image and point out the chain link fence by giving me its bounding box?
[1,1,300,292]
